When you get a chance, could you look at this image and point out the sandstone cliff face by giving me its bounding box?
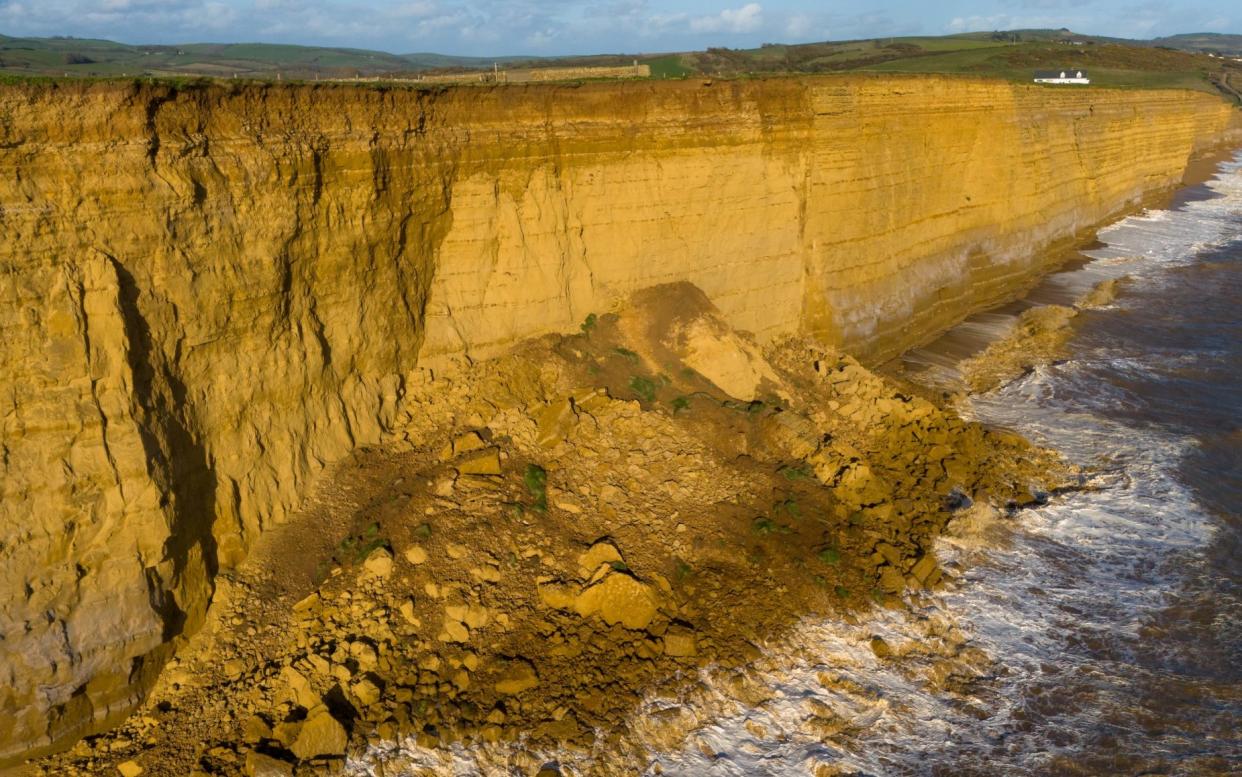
[0,76,1232,762]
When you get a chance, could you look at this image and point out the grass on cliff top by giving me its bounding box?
[860,41,1224,94]
[2,33,1237,102]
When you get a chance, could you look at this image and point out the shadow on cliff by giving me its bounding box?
[114,258,219,700]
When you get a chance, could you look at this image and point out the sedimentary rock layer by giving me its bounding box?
[0,76,1232,763]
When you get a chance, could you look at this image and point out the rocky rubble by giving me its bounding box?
[28,284,1073,776]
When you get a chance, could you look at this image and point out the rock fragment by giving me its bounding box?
[244,751,294,777]
[456,448,502,477]
[573,571,660,630]
[289,707,348,760]
[494,659,540,695]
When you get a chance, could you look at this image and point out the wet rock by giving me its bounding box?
[289,707,348,761]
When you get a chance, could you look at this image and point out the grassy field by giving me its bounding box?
[1,30,1239,103]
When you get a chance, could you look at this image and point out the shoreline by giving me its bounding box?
[881,139,1242,390]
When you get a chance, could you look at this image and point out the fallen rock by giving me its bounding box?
[494,659,540,695]
[290,707,348,761]
[456,448,502,477]
[537,582,578,610]
[910,553,938,585]
[361,547,393,579]
[438,617,470,643]
[438,430,488,461]
[279,666,319,710]
[573,571,660,630]
[244,751,294,777]
[663,625,698,658]
[117,761,143,777]
[403,545,428,565]
[535,398,578,448]
[577,540,624,579]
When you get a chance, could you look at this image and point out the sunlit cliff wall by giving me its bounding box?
[0,76,1232,762]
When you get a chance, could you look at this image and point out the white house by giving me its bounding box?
[1033,69,1090,84]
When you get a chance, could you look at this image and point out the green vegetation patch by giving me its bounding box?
[524,463,548,512]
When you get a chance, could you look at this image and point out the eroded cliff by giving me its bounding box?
[0,75,1233,763]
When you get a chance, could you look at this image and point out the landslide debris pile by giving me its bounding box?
[31,283,1072,777]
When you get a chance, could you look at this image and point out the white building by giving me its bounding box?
[1033,69,1090,84]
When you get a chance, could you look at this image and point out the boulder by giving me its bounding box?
[494,659,539,695]
[244,751,294,777]
[573,572,660,630]
[576,541,624,579]
[456,448,502,477]
[535,398,577,448]
[289,707,348,761]
[117,762,143,777]
[361,548,393,579]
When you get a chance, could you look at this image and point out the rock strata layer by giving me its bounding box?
[0,76,1232,763]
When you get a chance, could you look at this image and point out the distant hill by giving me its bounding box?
[1152,33,1242,56]
[0,35,533,79]
[1,29,1239,103]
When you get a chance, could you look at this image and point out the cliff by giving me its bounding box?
[0,75,1233,763]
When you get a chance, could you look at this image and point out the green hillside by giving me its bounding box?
[0,29,1238,103]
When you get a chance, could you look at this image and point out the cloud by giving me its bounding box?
[945,13,1073,32]
[690,3,763,34]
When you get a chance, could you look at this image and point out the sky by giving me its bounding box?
[0,1,1238,57]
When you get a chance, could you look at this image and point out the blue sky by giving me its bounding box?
[0,1,1238,56]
